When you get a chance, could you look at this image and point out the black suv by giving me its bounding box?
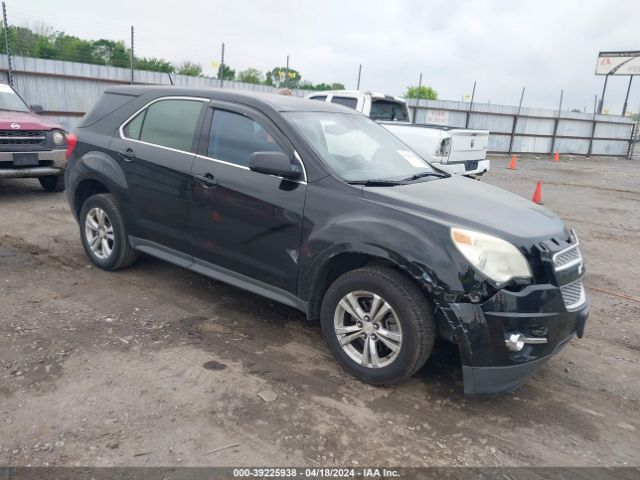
[65,86,589,395]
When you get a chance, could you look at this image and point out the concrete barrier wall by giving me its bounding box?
[1,54,636,157]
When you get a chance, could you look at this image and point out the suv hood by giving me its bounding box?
[363,176,567,244]
[0,111,63,131]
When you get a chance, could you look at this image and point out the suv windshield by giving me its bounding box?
[0,84,30,112]
[284,112,436,183]
[370,99,409,121]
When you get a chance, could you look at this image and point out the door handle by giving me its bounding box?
[118,148,136,161]
[195,173,218,188]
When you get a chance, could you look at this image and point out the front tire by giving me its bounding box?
[39,174,65,192]
[79,193,138,271]
[320,266,436,385]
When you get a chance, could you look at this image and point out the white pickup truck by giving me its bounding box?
[306,90,490,176]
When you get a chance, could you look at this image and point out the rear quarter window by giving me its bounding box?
[77,92,139,128]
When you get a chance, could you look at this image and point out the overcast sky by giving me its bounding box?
[9,0,640,114]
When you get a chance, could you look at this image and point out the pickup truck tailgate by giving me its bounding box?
[449,130,489,162]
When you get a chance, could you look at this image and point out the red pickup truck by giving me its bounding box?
[0,83,74,192]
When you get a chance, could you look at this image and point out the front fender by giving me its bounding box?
[299,212,463,304]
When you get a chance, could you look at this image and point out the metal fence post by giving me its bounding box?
[2,1,13,87]
[508,87,525,154]
[130,26,134,85]
[588,94,597,157]
[627,121,637,158]
[551,89,564,154]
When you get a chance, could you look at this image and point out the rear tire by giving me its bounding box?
[320,265,436,385]
[39,174,65,192]
[79,193,138,271]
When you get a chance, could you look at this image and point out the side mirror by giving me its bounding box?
[249,151,301,180]
[30,104,44,113]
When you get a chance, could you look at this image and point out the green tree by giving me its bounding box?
[135,57,174,73]
[53,34,95,63]
[176,61,202,76]
[93,39,130,68]
[405,85,438,100]
[266,67,301,89]
[236,68,263,84]
[33,36,56,59]
[217,64,235,81]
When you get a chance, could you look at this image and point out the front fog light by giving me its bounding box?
[505,333,526,352]
[505,332,548,352]
[52,131,65,145]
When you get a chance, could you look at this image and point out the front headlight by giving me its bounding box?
[52,131,66,146]
[450,228,532,286]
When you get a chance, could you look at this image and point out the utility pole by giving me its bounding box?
[285,54,289,89]
[130,26,134,85]
[466,80,476,128]
[356,64,362,90]
[413,73,422,124]
[218,42,225,88]
[2,1,13,87]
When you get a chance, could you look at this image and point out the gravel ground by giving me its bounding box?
[0,154,638,467]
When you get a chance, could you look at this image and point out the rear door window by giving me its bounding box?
[330,96,358,110]
[309,95,327,102]
[208,109,286,167]
[370,99,409,121]
[127,99,204,152]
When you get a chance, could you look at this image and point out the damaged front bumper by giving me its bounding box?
[436,282,589,396]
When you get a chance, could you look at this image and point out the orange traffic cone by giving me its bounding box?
[532,181,543,204]
[553,151,560,162]
[507,155,517,170]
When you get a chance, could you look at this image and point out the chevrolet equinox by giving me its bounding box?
[65,86,589,395]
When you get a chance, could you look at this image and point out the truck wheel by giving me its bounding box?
[320,266,436,385]
[79,194,138,271]
[39,174,65,192]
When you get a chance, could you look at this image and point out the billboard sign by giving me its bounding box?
[595,51,640,75]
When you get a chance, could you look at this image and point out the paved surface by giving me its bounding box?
[1,154,639,467]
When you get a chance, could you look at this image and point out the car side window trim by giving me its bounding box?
[119,96,209,155]
[196,101,308,184]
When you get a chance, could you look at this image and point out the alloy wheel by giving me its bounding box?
[84,207,114,260]
[333,290,403,368]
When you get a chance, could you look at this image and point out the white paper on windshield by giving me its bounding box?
[397,150,427,168]
[0,83,14,92]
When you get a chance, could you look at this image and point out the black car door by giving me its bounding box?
[189,101,307,295]
[112,96,207,256]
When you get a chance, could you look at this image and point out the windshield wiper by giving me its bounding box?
[347,179,407,186]
[402,172,448,181]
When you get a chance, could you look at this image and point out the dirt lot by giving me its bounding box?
[1,154,639,467]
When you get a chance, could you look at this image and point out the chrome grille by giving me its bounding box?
[555,246,580,267]
[560,279,586,310]
[0,130,47,146]
[552,231,582,271]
